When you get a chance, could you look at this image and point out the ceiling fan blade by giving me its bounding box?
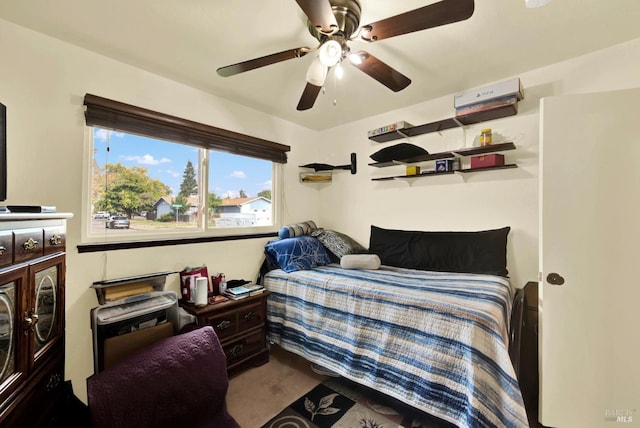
[217,48,310,77]
[350,51,411,92]
[295,0,338,33]
[360,0,474,42]
[297,83,322,111]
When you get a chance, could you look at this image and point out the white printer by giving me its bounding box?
[90,272,179,373]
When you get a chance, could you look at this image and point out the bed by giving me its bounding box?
[261,224,529,428]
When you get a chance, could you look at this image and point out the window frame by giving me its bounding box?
[78,94,288,253]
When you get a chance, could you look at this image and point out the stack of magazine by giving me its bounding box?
[223,283,265,300]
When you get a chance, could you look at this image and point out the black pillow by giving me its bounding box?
[369,143,428,162]
[369,225,510,277]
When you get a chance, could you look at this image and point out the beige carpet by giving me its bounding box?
[226,345,326,427]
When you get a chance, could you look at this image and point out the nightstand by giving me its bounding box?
[180,291,271,376]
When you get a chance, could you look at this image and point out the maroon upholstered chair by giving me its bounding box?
[87,326,239,428]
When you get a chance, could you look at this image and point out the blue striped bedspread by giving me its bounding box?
[263,264,529,428]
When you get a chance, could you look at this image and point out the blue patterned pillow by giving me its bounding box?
[277,220,318,239]
[264,236,332,273]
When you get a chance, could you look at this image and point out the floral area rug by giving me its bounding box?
[261,377,454,428]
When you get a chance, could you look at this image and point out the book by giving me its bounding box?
[249,288,265,296]
[226,283,263,294]
[225,285,253,295]
[223,291,249,300]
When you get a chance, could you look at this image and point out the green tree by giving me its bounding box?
[95,163,171,218]
[238,189,248,198]
[179,160,197,197]
[173,194,191,216]
[257,189,271,201]
[208,192,222,213]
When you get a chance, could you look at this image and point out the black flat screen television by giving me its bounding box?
[0,102,5,202]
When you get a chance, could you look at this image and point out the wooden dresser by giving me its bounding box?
[0,213,72,427]
[180,291,270,376]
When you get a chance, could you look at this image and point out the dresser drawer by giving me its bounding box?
[237,302,265,332]
[222,328,266,365]
[0,231,13,268]
[14,228,44,263]
[205,311,238,340]
[44,226,66,255]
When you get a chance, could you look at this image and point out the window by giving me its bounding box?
[81,94,289,251]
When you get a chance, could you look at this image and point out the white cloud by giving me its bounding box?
[164,168,180,178]
[121,154,171,165]
[229,170,246,179]
[262,180,272,189]
[224,190,240,198]
[94,129,125,142]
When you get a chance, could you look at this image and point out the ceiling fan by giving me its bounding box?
[216,0,474,111]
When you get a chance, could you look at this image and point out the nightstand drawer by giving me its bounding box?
[207,312,238,340]
[237,302,264,331]
[222,328,265,365]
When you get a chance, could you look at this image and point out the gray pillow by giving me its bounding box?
[311,229,367,259]
[340,254,381,270]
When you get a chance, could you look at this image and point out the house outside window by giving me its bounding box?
[89,128,275,239]
[81,94,289,250]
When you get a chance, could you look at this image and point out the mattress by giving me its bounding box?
[264,264,528,428]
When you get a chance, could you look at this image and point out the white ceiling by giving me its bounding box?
[1,0,640,130]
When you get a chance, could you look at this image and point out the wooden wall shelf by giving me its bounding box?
[372,164,517,182]
[369,142,515,168]
[370,142,517,182]
[368,105,518,144]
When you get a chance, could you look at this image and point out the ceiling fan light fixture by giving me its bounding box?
[306,57,327,86]
[348,52,363,65]
[319,40,342,67]
[525,0,551,8]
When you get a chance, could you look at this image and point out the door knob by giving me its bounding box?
[546,272,565,286]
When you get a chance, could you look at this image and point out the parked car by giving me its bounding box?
[94,211,110,219]
[105,216,130,229]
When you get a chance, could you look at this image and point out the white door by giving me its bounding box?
[540,88,640,427]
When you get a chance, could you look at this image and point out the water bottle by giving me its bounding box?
[219,274,227,295]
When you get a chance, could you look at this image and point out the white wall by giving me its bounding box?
[313,37,640,289]
[2,14,640,404]
[0,18,322,402]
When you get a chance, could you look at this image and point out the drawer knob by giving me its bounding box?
[230,344,244,357]
[216,320,231,330]
[23,310,39,334]
[46,373,62,392]
[244,312,256,321]
[50,234,62,246]
[0,246,5,255]
[23,238,39,251]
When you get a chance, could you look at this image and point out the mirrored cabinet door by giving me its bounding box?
[0,266,27,403]
[33,265,57,354]
[29,255,64,365]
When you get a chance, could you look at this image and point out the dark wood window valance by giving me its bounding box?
[83,93,290,163]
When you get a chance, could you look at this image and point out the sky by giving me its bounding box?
[93,129,272,199]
